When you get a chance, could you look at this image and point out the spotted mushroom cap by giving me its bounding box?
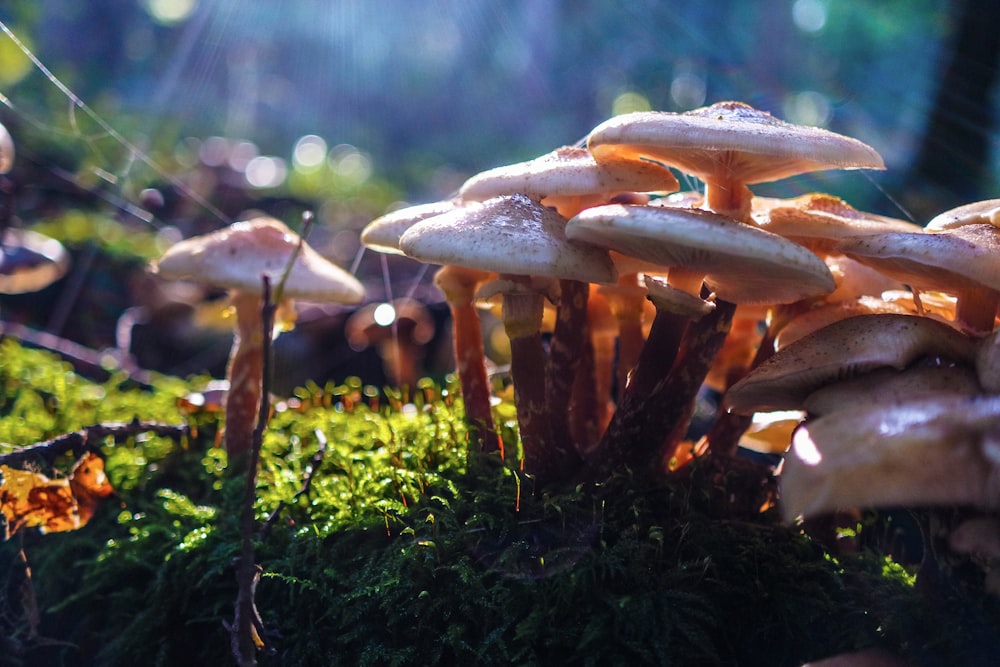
[926,198,1000,232]
[398,193,617,284]
[587,101,885,186]
[459,145,678,204]
[565,203,834,304]
[152,216,365,305]
[723,313,978,414]
[361,199,465,255]
[751,193,921,244]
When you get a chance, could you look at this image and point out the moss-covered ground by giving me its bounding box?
[1,338,998,666]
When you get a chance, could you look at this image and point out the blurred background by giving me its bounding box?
[0,0,997,390]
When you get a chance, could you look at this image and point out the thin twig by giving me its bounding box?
[0,419,188,468]
[258,428,329,541]
[232,275,275,666]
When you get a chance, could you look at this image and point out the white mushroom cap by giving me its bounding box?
[459,145,678,203]
[587,101,885,186]
[565,203,834,304]
[398,193,617,284]
[782,394,1000,521]
[926,198,1000,232]
[360,199,464,255]
[724,313,978,414]
[0,228,71,294]
[151,216,365,305]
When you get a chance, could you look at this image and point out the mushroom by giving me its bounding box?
[399,193,617,484]
[837,223,1000,334]
[586,101,885,221]
[926,198,1000,231]
[361,200,501,455]
[723,313,978,415]
[151,216,365,461]
[781,393,1000,521]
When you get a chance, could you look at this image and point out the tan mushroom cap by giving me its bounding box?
[152,216,365,305]
[587,102,885,187]
[459,145,678,203]
[398,193,617,284]
[565,203,834,304]
[782,394,1000,521]
[802,364,982,417]
[0,228,71,294]
[836,223,1000,332]
[724,313,978,414]
[926,198,1000,232]
[751,193,921,247]
[360,199,464,255]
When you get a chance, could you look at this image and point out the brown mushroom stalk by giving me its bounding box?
[434,264,501,457]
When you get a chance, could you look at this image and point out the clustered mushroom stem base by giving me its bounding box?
[592,305,690,473]
[224,291,266,461]
[503,290,577,484]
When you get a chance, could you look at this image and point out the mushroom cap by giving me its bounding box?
[837,223,1000,295]
[926,198,1000,232]
[459,145,678,202]
[782,394,1000,520]
[0,228,71,294]
[802,364,982,417]
[361,199,464,255]
[398,193,618,284]
[151,216,365,304]
[565,203,834,304]
[751,193,921,244]
[587,101,885,186]
[724,313,978,414]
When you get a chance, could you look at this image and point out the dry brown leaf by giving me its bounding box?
[0,452,115,539]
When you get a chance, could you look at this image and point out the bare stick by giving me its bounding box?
[231,276,275,666]
[0,419,188,467]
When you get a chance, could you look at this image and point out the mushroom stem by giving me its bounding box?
[704,180,754,222]
[224,290,267,459]
[545,278,590,459]
[434,265,500,457]
[956,285,1000,335]
[592,305,690,474]
[503,289,573,484]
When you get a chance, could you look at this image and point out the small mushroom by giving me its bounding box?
[345,297,435,388]
[151,216,365,461]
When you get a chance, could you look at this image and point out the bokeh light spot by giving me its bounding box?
[143,0,198,26]
[611,91,652,116]
[245,156,288,189]
[792,0,827,33]
[0,29,33,86]
[783,90,832,127]
[293,134,328,172]
[373,303,396,327]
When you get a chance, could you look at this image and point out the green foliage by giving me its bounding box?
[1,339,998,666]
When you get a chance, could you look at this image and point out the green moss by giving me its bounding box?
[1,339,998,666]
